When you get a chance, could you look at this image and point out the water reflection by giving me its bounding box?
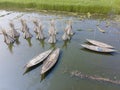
[15,37,20,45]
[62,40,71,49]
[8,43,14,53]
[77,29,84,32]
[37,39,45,48]
[26,38,32,47]
[7,37,20,53]
[49,43,56,49]
[23,63,42,75]
[41,74,46,81]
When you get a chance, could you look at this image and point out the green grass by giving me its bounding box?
[0,0,120,14]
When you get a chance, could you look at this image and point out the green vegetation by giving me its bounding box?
[0,0,120,14]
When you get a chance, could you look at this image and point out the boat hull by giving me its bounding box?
[25,49,53,69]
[41,48,60,74]
[86,39,114,48]
[81,44,116,53]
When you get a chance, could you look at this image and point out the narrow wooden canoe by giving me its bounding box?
[41,48,60,74]
[86,39,114,48]
[25,49,53,69]
[81,44,116,53]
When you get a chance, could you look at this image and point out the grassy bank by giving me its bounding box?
[0,0,120,14]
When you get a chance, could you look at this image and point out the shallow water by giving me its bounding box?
[0,10,120,90]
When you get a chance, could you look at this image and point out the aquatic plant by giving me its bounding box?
[0,0,119,14]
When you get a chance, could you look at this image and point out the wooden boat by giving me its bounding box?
[81,44,116,53]
[86,39,114,48]
[41,48,60,74]
[25,49,53,69]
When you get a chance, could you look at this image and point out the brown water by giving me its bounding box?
[0,10,120,90]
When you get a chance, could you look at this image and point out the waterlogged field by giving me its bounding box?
[0,10,120,90]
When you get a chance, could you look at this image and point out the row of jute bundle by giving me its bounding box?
[1,19,74,45]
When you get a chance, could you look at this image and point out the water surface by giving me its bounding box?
[0,10,120,90]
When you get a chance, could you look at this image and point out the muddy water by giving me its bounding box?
[0,10,120,90]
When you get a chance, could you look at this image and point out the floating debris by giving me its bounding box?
[77,29,83,31]
[71,12,78,16]
[78,15,86,21]
[97,26,105,33]
[105,21,110,27]
[71,71,120,85]
[87,12,91,18]
[57,15,63,19]
[87,29,94,32]
[78,17,84,21]
[114,15,120,22]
